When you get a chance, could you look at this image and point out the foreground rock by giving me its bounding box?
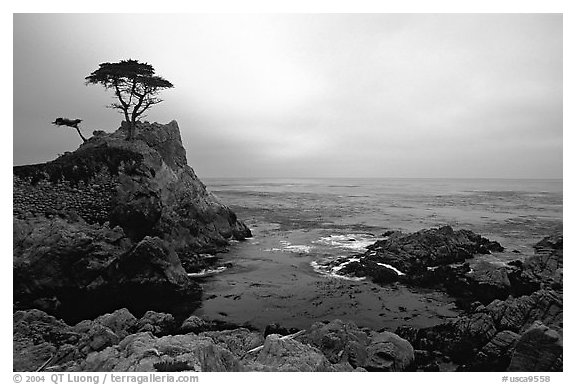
[298,319,414,371]
[13,216,200,321]
[13,121,251,320]
[14,309,414,372]
[507,321,562,371]
[397,288,562,371]
[393,231,563,372]
[508,233,563,296]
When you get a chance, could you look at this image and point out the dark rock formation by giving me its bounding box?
[15,309,413,372]
[200,328,264,357]
[13,216,200,321]
[396,289,562,371]
[508,233,563,296]
[242,334,335,372]
[341,225,502,278]
[13,121,251,321]
[300,320,370,368]
[507,321,562,372]
[394,231,563,372]
[365,331,414,371]
[136,311,176,336]
[72,332,242,372]
[339,226,510,305]
[14,120,251,254]
[13,309,78,371]
[299,319,414,371]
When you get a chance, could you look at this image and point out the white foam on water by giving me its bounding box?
[313,233,378,251]
[187,266,227,278]
[284,244,313,253]
[265,240,313,254]
[310,260,366,281]
[376,262,405,275]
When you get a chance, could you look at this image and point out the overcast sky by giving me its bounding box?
[13,14,562,178]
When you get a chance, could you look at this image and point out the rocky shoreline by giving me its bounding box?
[13,229,563,372]
[13,121,562,372]
[14,121,250,322]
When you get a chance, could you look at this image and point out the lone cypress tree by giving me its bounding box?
[85,59,174,140]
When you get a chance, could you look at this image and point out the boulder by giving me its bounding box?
[462,261,512,304]
[264,323,299,337]
[507,321,562,372]
[72,332,241,372]
[200,328,264,357]
[242,334,334,372]
[13,309,79,371]
[137,311,176,336]
[465,330,520,371]
[180,315,209,334]
[396,312,496,365]
[365,331,414,371]
[300,319,369,368]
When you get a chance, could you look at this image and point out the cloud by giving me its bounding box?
[13,14,562,178]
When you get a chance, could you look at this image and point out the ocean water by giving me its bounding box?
[190,178,562,331]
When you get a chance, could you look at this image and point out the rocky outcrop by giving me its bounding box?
[15,309,414,372]
[338,226,510,305]
[507,321,562,372]
[13,215,200,321]
[300,320,370,368]
[508,233,563,295]
[13,309,78,372]
[14,120,251,256]
[242,334,335,372]
[396,288,562,371]
[73,332,241,372]
[340,226,503,280]
[13,120,251,321]
[299,319,414,371]
[394,230,563,372]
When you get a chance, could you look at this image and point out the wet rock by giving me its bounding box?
[508,233,563,296]
[342,226,504,288]
[366,225,504,273]
[508,321,562,372]
[463,261,512,304]
[397,312,496,365]
[464,330,520,371]
[484,289,562,333]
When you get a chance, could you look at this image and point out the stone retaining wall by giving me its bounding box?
[13,171,117,224]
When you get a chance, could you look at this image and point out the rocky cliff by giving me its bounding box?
[13,121,251,321]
